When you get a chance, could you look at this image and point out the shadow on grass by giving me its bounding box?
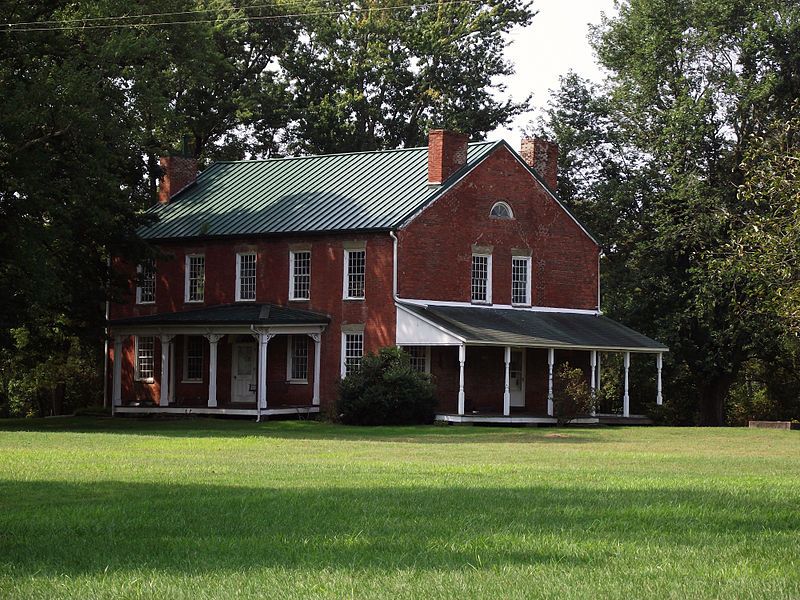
[0,417,607,444]
[1,479,797,577]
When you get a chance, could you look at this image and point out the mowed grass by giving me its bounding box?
[0,419,798,599]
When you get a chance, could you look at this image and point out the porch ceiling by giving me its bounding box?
[398,302,668,352]
[109,303,330,327]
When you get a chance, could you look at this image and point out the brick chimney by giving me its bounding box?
[428,129,469,185]
[158,155,197,203]
[520,137,558,190]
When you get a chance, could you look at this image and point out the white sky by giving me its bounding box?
[489,0,618,147]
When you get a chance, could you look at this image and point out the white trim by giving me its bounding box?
[116,406,320,417]
[623,351,631,417]
[133,335,155,383]
[235,252,257,302]
[490,201,514,219]
[341,329,365,378]
[114,324,326,337]
[184,254,205,303]
[503,346,511,416]
[471,253,492,304]
[286,334,309,383]
[399,297,600,315]
[511,255,532,306]
[343,248,366,300]
[289,250,312,301]
[547,348,554,416]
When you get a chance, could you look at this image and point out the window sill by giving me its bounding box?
[181,380,203,384]
[184,300,204,304]
[471,300,491,305]
[134,378,155,384]
[343,297,365,301]
[235,298,256,303]
[287,379,309,385]
[136,301,156,306]
[289,297,310,302]
[511,303,531,308]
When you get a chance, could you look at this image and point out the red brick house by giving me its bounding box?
[107,130,666,423]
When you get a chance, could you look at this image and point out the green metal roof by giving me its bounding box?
[109,303,330,326]
[140,141,499,240]
[400,303,668,352]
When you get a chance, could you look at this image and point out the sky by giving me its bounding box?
[489,0,618,147]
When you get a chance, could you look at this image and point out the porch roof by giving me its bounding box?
[398,302,668,352]
[109,303,330,327]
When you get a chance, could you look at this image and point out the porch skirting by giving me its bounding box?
[435,413,653,426]
[115,406,320,417]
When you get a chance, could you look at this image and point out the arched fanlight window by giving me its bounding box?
[490,201,514,219]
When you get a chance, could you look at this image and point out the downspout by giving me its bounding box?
[389,231,399,302]
[249,324,262,423]
[104,257,112,415]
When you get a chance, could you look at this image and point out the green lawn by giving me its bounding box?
[0,419,798,599]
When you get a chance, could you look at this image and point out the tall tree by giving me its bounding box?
[537,0,800,424]
[281,0,535,154]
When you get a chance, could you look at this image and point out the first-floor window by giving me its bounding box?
[135,336,155,381]
[404,346,430,374]
[236,253,257,301]
[184,336,204,382]
[471,254,491,303]
[290,251,311,300]
[186,254,205,302]
[512,256,532,305]
[343,331,364,377]
[136,259,156,304]
[288,335,309,382]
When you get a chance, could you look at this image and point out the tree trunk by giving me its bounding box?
[51,382,65,416]
[698,375,733,426]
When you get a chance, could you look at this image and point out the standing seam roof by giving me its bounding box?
[139,141,499,239]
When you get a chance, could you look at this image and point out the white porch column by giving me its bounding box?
[656,352,663,406]
[590,350,598,416]
[159,335,174,407]
[503,346,511,416]
[112,336,123,407]
[310,333,322,406]
[205,334,223,408]
[457,344,466,415]
[254,332,275,421]
[623,351,631,417]
[547,348,555,416]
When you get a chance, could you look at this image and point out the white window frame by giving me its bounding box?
[404,346,431,374]
[511,256,532,306]
[471,253,492,304]
[134,335,155,383]
[136,260,156,305]
[235,252,257,302]
[182,335,204,383]
[286,335,309,383]
[341,330,364,378]
[343,249,366,300]
[289,250,311,301]
[184,254,205,303]
[490,201,514,219]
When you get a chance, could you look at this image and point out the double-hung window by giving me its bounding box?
[287,335,309,382]
[471,253,492,304]
[183,336,204,382]
[236,252,257,301]
[289,251,311,300]
[511,256,532,306]
[342,330,364,377]
[344,249,366,299]
[185,254,205,303]
[135,336,155,382]
[136,260,156,304]
[404,346,430,374]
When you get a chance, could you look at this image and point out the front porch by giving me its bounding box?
[397,301,668,423]
[109,304,329,420]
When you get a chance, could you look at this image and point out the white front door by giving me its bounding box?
[231,343,257,403]
[509,349,525,407]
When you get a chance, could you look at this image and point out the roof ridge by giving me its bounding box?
[213,140,497,164]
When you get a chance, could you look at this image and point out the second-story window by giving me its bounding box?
[471,254,492,304]
[289,251,311,300]
[185,254,205,303]
[236,252,257,301]
[512,256,532,306]
[136,259,156,304]
[344,249,366,299]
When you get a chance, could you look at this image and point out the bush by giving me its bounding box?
[552,362,595,426]
[337,347,437,425]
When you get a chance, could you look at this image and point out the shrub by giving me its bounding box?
[337,347,437,425]
[552,362,594,426]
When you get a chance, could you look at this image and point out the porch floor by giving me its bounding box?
[435,413,653,426]
[115,405,320,418]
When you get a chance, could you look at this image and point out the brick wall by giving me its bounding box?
[397,145,598,309]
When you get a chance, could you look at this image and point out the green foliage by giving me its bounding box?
[281,0,534,153]
[337,346,437,425]
[552,362,594,425]
[536,0,800,424]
